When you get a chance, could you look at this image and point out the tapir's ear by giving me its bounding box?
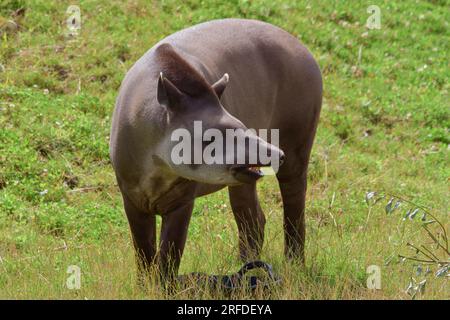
[212,73,229,98]
[157,72,183,107]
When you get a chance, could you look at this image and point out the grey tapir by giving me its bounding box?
[110,19,322,281]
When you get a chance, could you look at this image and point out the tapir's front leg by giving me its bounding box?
[122,193,157,286]
[158,200,194,281]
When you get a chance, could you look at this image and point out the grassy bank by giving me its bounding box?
[0,0,448,299]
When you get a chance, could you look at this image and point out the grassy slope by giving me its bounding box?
[0,0,448,299]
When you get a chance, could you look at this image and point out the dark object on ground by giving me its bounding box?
[177,260,282,294]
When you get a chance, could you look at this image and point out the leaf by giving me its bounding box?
[385,198,394,214]
[403,209,411,221]
[409,208,419,220]
[365,191,376,204]
[421,212,427,221]
[405,279,416,296]
[435,265,449,278]
[417,279,426,294]
[416,264,423,276]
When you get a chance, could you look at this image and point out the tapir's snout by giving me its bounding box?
[278,148,286,167]
[230,135,285,184]
[264,143,285,167]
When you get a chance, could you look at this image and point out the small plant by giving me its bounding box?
[366,191,449,299]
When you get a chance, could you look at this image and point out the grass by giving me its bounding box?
[0,0,448,299]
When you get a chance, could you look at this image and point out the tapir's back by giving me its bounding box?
[147,18,322,129]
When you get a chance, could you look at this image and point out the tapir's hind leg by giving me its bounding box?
[122,193,156,285]
[276,141,313,263]
[229,183,266,261]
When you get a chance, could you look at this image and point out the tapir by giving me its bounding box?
[110,19,322,282]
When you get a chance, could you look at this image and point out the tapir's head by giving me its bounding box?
[155,71,284,186]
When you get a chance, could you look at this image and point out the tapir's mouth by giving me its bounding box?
[230,164,268,184]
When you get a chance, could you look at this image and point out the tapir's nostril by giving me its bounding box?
[279,152,286,166]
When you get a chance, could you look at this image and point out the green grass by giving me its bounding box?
[0,0,448,299]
